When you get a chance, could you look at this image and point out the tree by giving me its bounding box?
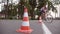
[29,0,37,19]
[29,0,57,19]
[17,0,57,19]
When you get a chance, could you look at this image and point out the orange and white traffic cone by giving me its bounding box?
[16,7,33,33]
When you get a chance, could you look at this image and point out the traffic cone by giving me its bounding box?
[16,7,33,33]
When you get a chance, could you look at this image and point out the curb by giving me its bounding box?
[53,18,60,20]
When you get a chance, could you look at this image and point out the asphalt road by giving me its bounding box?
[0,20,60,34]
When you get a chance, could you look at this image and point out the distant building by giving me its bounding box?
[49,4,60,18]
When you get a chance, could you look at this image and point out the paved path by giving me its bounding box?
[0,20,60,34]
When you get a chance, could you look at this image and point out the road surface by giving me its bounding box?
[0,20,60,34]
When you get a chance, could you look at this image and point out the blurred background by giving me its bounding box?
[0,0,60,20]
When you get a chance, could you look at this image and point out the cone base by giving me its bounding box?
[16,29,33,33]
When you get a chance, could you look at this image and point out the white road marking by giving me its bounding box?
[42,22,52,34]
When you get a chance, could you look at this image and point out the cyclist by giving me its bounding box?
[38,5,47,23]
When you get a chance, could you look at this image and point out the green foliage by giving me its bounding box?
[20,0,57,20]
[29,0,37,7]
[48,1,57,13]
[3,0,57,19]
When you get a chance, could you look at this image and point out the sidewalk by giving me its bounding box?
[53,17,60,20]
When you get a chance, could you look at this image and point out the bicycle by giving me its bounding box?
[42,11,53,23]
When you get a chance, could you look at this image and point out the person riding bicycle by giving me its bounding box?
[38,5,47,23]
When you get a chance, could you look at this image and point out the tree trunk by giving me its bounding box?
[7,0,9,18]
[30,7,35,20]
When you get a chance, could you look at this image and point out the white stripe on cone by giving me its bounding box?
[24,12,28,17]
[22,21,29,26]
[42,22,52,34]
